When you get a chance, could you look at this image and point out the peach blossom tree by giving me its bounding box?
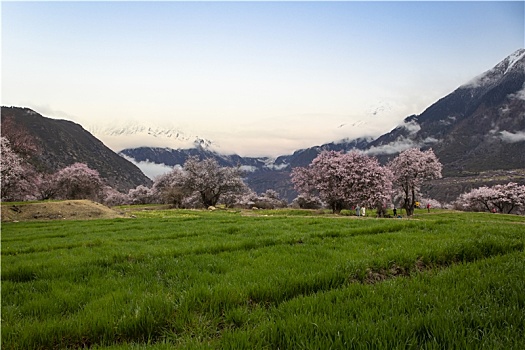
[0,137,37,201]
[456,182,525,214]
[53,163,104,201]
[291,150,392,213]
[388,148,442,216]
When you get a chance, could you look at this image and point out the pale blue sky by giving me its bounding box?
[2,1,524,156]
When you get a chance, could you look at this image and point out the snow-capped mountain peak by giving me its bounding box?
[88,121,216,152]
[503,48,525,75]
[462,48,525,89]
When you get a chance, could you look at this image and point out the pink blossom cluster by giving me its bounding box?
[388,148,442,216]
[53,163,105,201]
[235,189,288,209]
[456,182,525,214]
[291,150,392,213]
[2,135,250,208]
[182,156,247,208]
[2,137,106,202]
[1,137,27,200]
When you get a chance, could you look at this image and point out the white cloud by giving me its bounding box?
[198,112,400,157]
[499,130,525,143]
[265,163,290,171]
[120,155,174,180]
[508,83,525,101]
[462,73,491,89]
[364,119,425,155]
[365,138,418,155]
[19,102,81,122]
[239,165,258,173]
[423,137,439,144]
[402,119,421,134]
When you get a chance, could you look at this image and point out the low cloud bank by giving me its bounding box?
[365,120,429,155]
[239,165,258,173]
[508,83,525,101]
[120,154,174,180]
[403,120,421,135]
[366,138,418,155]
[499,130,525,143]
[265,162,290,171]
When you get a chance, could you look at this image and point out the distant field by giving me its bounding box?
[2,208,524,349]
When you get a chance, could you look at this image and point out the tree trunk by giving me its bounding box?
[402,186,413,216]
[330,200,344,214]
[406,187,415,216]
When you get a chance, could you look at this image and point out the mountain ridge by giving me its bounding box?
[122,48,525,202]
[1,107,152,192]
[3,49,524,203]
[88,121,217,153]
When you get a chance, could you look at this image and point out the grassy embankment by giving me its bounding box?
[2,208,524,349]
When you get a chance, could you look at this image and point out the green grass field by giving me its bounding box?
[2,208,524,349]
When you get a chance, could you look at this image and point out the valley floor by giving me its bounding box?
[2,208,524,349]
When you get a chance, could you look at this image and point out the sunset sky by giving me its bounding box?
[2,1,524,157]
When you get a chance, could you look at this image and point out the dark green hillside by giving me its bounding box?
[1,106,151,191]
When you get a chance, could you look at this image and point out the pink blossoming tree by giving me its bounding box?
[1,136,25,200]
[291,150,392,213]
[491,183,525,214]
[0,137,37,201]
[239,189,287,209]
[388,148,442,216]
[128,185,155,205]
[183,157,247,208]
[153,167,188,207]
[153,157,247,208]
[53,163,105,201]
[456,182,525,214]
[103,186,130,206]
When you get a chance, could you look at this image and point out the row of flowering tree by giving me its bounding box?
[1,137,104,201]
[1,135,250,207]
[89,156,251,209]
[3,131,447,214]
[116,158,289,209]
[291,148,443,215]
[455,182,525,214]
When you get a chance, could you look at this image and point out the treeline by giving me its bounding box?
[2,134,524,215]
[0,135,286,209]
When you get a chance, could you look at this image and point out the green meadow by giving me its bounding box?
[2,208,524,349]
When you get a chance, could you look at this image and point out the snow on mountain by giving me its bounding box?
[88,121,217,152]
[367,48,525,175]
[462,48,525,89]
[504,48,525,75]
[102,48,525,201]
